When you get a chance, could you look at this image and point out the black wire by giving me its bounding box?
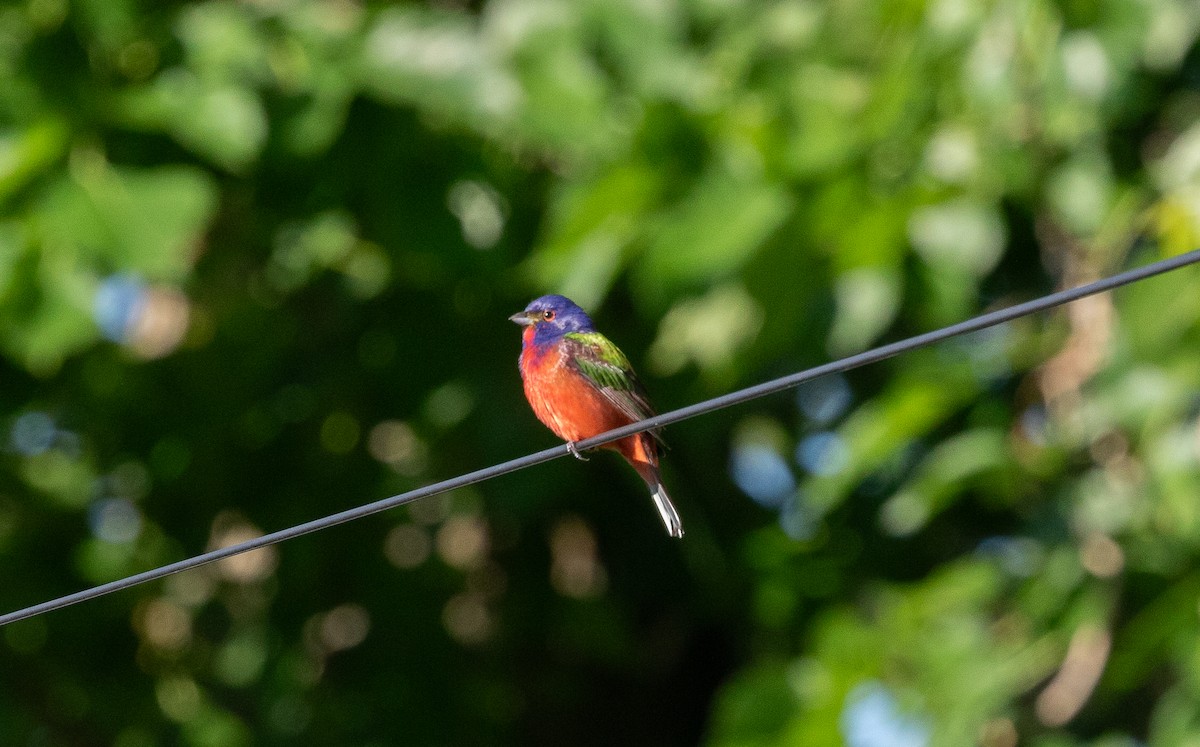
[3,249,1199,627]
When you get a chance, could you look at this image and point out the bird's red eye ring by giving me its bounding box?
[542,309,556,321]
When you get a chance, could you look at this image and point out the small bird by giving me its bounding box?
[510,295,684,538]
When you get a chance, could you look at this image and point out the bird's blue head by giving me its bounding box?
[509,294,596,347]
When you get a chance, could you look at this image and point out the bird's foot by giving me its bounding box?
[567,441,590,461]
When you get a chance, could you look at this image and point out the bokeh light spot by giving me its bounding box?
[127,286,190,359]
[368,419,428,475]
[650,284,764,376]
[137,598,192,652]
[215,633,268,687]
[320,411,360,454]
[424,382,474,429]
[779,493,818,541]
[436,514,489,570]
[1019,406,1049,446]
[442,591,492,645]
[209,514,278,584]
[549,516,607,599]
[88,498,142,544]
[796,432,849,476]
[923,126,978,183]
[155,676,201,723]
[730,444,795,508]
[1079,533,1124,578]
[840,681,930,747]
[879,492,928,537]
[10,411,57,456]
[908,199,1005,277]
[94,275,146,343]
[342,244,391,299]
[319,604,371,653]
[1061,32,1110,98]
[108,461,150,501]
[975,536,1044,578]
[448,180,506,249]
[165,569,216,608]
[384,523,432,569]
[796,374,852,424]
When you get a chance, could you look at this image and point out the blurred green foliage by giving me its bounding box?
[2,0,1200,744]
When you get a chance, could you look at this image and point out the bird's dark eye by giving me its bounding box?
[542,309,556,321]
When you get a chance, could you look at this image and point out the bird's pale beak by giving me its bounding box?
[509,311,539,326]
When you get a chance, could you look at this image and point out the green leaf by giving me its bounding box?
[36,164,218,280]
[642,164,792,285]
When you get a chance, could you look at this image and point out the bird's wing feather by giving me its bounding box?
[563,332,664,444]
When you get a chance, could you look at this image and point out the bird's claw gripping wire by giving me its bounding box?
[567,442,590,461]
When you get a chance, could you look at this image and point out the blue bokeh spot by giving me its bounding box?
[841,681,930,747]
[94,274,147,342]
[730,444,796,508]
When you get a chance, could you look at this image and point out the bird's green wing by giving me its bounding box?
[563,332,663,442]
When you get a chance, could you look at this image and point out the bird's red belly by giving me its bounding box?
[520,342,657,469]
[524,369,629,443]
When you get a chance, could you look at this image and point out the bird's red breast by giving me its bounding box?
[519,336,657,471]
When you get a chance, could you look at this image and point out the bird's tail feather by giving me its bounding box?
[626,441,684,538]
[646,473,684,539]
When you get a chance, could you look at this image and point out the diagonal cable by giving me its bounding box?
[2,248,1199,627]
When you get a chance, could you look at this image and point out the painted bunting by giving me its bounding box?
[510,295,684,538]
